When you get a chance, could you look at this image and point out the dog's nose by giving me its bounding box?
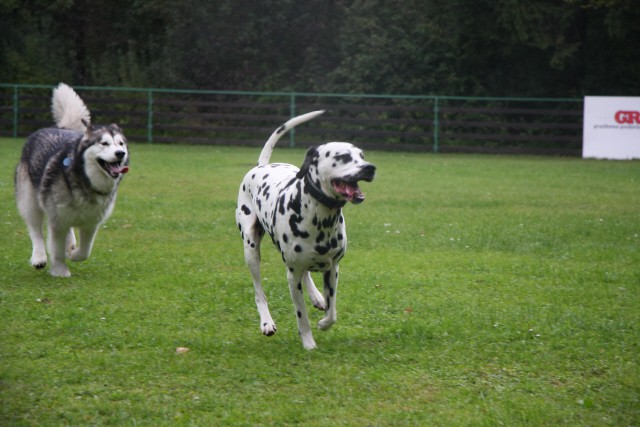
[361,163,376,181]
[115,151,125,160]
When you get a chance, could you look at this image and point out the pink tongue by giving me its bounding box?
[344,185,358,200]
[334,182,360,200]
[110,164,129,174]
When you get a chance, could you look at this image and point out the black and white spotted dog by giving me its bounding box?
[236,111,376,349]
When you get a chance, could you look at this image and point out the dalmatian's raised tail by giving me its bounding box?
[257,110,325,166]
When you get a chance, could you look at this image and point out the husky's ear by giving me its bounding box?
[296,146,318,179]
[76,120,96,154]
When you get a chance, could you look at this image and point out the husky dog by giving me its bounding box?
[236,111,376,349]
[15,83,130,277]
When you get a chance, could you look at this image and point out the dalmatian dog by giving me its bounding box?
[236,110,376,349]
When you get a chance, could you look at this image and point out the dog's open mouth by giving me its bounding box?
[331,165,376,204]
[332,179,366,204]
[98,159,129,179]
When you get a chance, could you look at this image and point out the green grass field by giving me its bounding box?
[1,137,638,426]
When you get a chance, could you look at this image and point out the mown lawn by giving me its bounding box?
[1,137,638,426]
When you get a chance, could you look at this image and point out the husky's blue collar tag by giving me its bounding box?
[63,157,72,167]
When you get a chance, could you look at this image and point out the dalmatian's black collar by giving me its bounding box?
[303,174,346,210]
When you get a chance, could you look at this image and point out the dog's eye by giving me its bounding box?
[100,142,109,146]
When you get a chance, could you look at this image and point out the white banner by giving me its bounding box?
[583,96,640,159]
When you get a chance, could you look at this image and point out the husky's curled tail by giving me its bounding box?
[51,83,91,131]
[15,83,129,277]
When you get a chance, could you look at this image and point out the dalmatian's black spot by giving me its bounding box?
[287,182,303,215]
[257,199,262,211]
[241,205,251,215]
[298,282,302,291]
[284,177,296,189]
[323,270,331,283]
[321,215,338,229]
[282,233,288,243]
[334,153,353,164]
[263,174,269,180]
[289,214,309,239]
[315,244,330,255]
[294,245,302,252]
[338,233,344,240]
[315,231,325,243]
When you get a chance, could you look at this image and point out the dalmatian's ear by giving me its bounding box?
[296,146,318,179]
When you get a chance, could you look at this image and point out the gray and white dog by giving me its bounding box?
[15,83,129,277]
[236,111,376,349]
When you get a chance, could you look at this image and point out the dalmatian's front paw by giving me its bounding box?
[261,321,277,336]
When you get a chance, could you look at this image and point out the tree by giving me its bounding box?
[0,0,638,96]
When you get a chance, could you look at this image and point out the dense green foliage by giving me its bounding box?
[1,138,638,425]
[1,0,639,96]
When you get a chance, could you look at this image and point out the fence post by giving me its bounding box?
[147,90,154,143]
[432,97,439,153]
[289,92,296,148]
[12,85,18,138]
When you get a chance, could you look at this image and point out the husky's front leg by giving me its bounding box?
[47,224,71,277]
[65,228,77,258]
[69,225,99,262]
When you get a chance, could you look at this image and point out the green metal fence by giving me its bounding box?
[0,83,583,155]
